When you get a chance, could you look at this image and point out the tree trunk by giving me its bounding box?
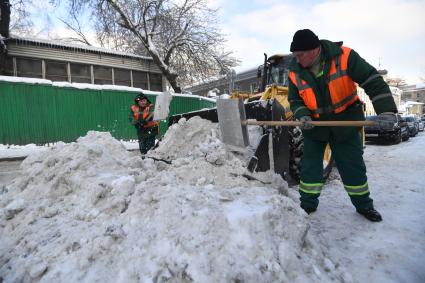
[0,0,10,38]
[149,51,182,93]
[0,0,11,75]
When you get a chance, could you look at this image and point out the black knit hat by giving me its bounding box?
[135,92,151,104]
[290,29,320,52]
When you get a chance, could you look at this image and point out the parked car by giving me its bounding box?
[398,116,410,141]
[404,116,419,137]
[416,117,424,132]
[365,114,409,144]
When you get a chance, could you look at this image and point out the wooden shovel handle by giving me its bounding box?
[242,119,375,127]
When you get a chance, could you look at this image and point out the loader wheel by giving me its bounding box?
[288,126,303,183]
[288,127,334,184]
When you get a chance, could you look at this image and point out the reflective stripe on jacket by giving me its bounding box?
[131,104,159,128]
[131,105,140,121]
[289,46,359,118]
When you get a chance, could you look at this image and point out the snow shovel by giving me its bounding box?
[153,91,173,121]
[216,98,375,148]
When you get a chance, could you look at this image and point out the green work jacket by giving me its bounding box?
[288,40,397,142]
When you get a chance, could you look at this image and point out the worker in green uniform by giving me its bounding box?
[129,93,159,155]
[288,29,397,222]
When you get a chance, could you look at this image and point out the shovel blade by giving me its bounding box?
[217,98,250,148]
[153,92,173,121]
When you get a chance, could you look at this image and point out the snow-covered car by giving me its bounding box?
[365,114,409,144]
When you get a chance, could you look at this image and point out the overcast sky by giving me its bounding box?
[213,0,425,84]
[27,0,425,84]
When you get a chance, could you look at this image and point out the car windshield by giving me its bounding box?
[404,117,414,122]
[366,116,378,121]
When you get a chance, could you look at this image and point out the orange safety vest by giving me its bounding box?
[131,104,159,128]
[289,46,359,118]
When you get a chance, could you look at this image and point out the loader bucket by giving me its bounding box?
[247,99,290,178]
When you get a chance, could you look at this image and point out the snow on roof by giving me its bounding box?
[416,82,425,89]
[403,100,424,105]
[0,75,52,85]
[0,75,215,102]
[9,35,153,61]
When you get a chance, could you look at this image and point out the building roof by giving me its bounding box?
[404,101,424,105]
[8,35,153,61]
[401,83,425,91]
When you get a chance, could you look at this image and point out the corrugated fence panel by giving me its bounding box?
[0,81,216,145]
[99,89,137,140]
[0,81,55,145]
[53,86,102,143]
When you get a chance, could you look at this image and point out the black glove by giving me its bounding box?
[377,112,397,131]
[299,116,314,130]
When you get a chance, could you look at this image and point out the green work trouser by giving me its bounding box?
[137,131,156,155]
[299,132,373,212]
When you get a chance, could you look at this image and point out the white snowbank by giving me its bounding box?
[0,117,349,282]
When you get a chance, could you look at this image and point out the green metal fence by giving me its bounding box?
[0,79,216,145]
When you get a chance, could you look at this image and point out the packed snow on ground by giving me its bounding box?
[305,135,425,283]
[0,117,350,283]
[0,144,48,159]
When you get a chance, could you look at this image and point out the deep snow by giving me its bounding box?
[0,116,424,282]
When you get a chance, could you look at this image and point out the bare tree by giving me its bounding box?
[386,76,407,87]
[0,0,37,51]
[1,0,53,74]
[70,0,237,92]
[57,13,93,46]
[7,0,32,35]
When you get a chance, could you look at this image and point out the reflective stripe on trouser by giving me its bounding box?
[330,132,374,211]
[344,182,369,196]
[299,181,323,195]
[299,138,328,210]
[299,181,323,210]
[300,132,374,211]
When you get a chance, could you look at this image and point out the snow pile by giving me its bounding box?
[0,117,349,282]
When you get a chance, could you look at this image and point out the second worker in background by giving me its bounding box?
[129,93,159,155]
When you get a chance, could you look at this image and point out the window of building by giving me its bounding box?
[2,56,14,76]
[46,60,68,82]
[250,82,258,93]
[114,68,131,86]
[133,71,148,89]
[16,57,42,78]
[70,63,91,83]
[150,73,163,91]
[94,66,112,85]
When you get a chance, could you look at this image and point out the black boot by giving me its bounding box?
[301,205,317,214]
[357,208,382,222]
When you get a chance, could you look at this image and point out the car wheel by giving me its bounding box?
[393,130,402,144]
[402,132,409,141]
